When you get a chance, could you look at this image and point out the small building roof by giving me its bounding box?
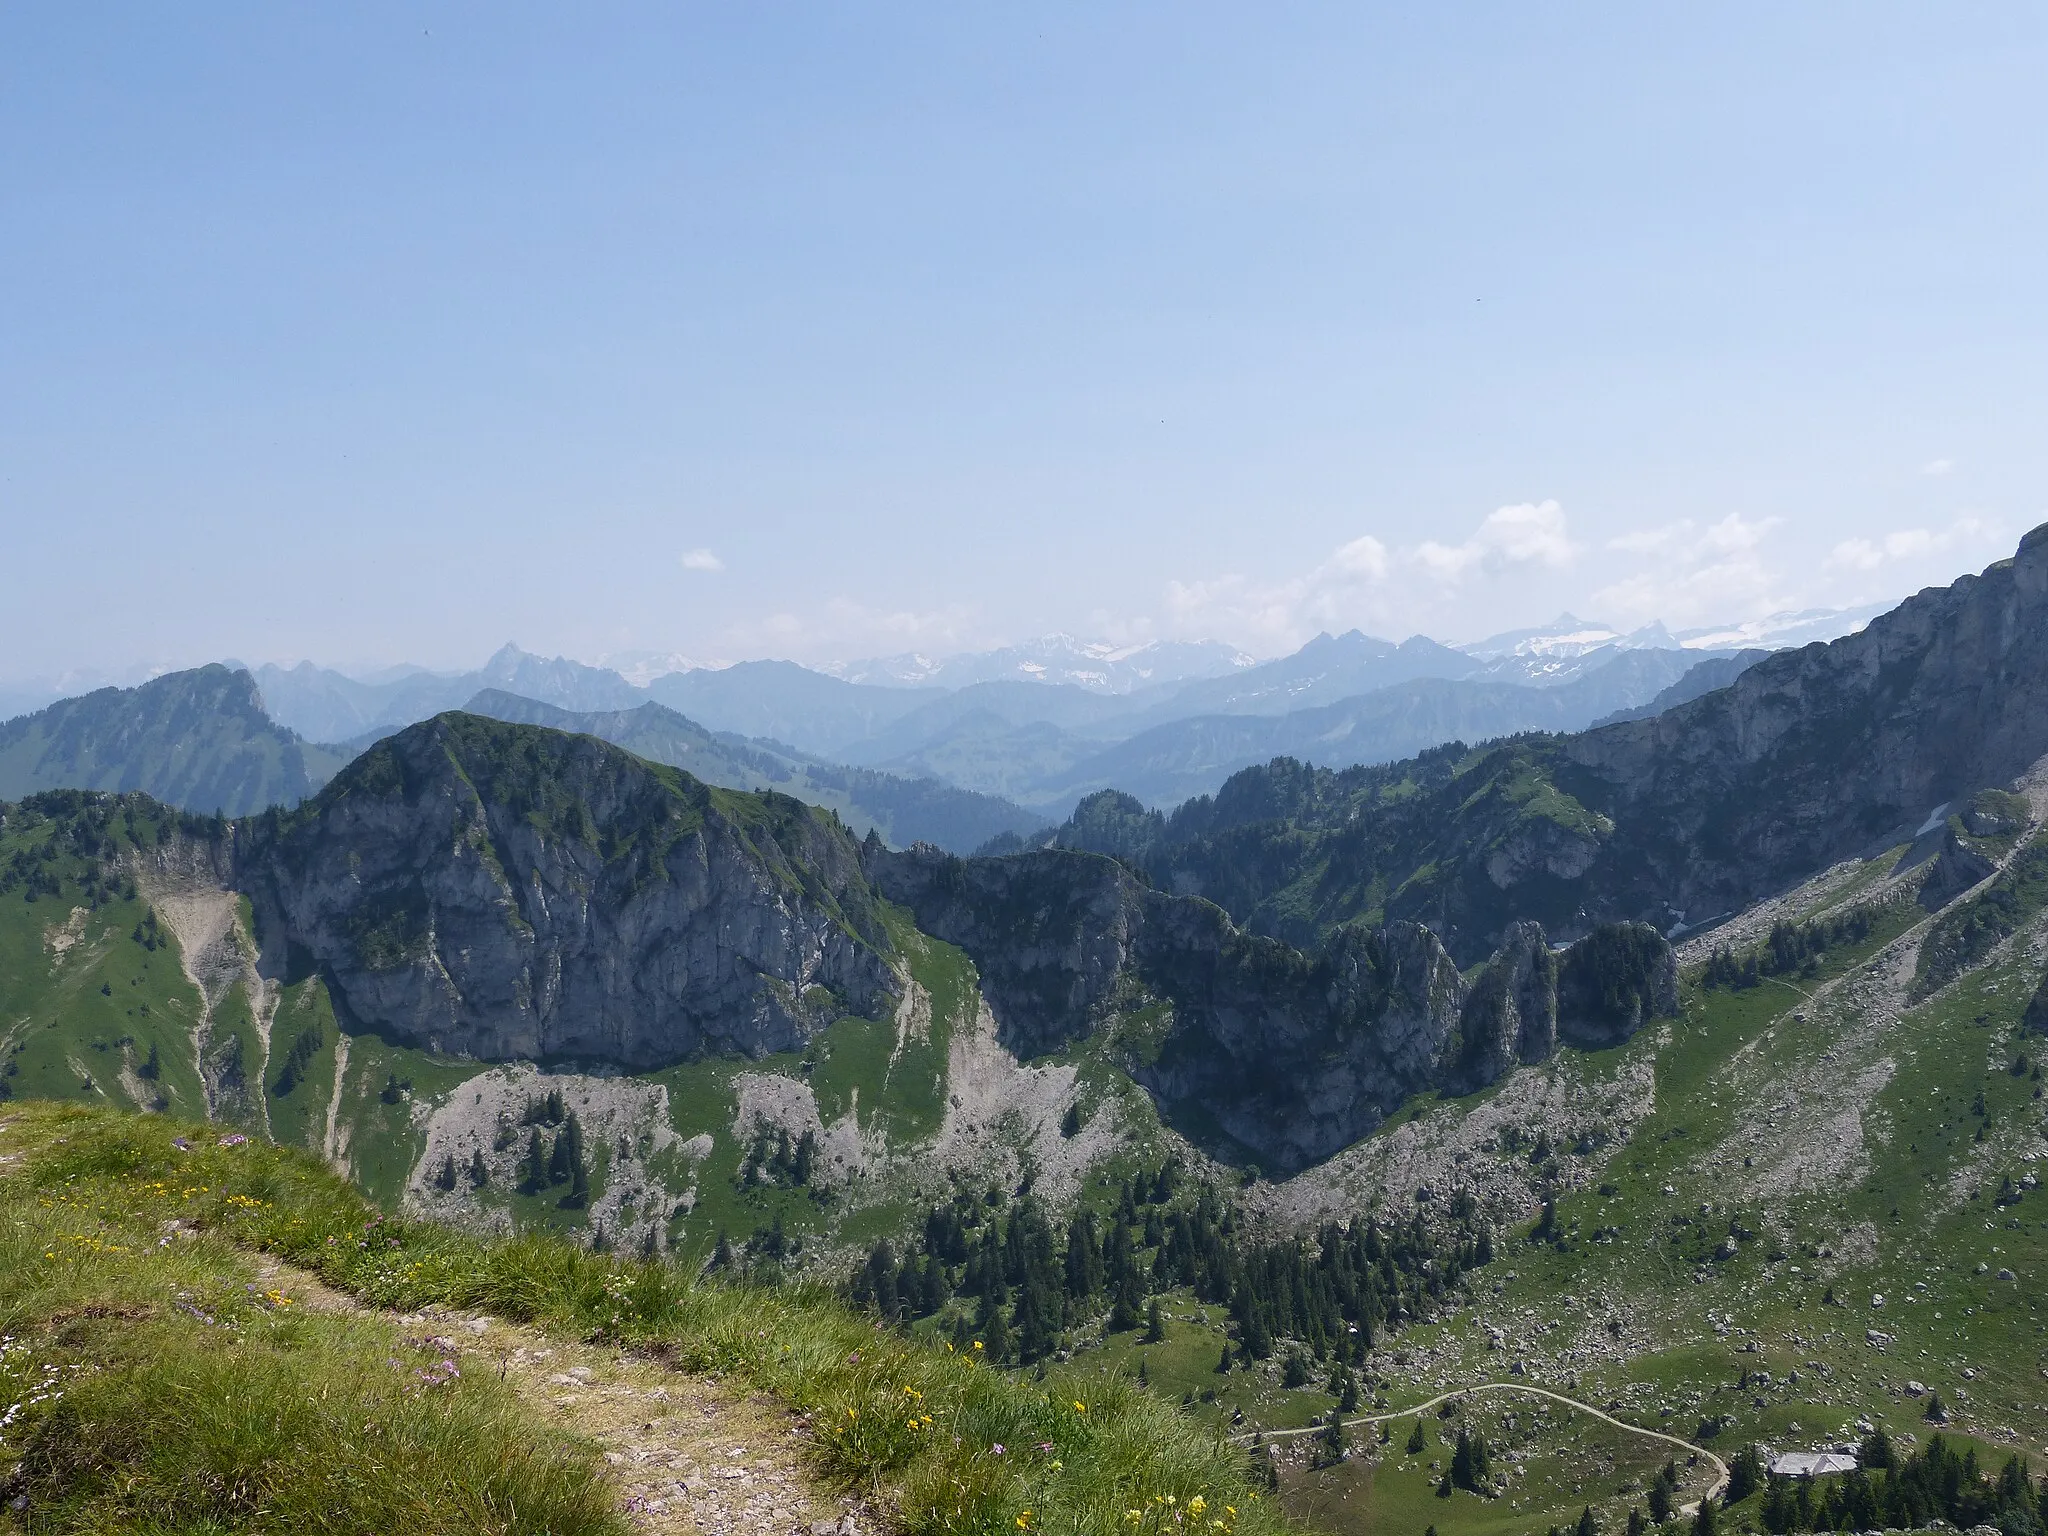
[1769,1452,1859,1478]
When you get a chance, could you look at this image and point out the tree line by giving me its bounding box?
[842,1161,1493,1366]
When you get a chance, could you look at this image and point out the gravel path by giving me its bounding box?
[255,1257,881,1536]
[1240,1380,1732,1512]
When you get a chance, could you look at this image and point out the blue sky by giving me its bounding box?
[2,5,2043,678]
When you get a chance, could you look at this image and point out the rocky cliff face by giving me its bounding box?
[1564,522,2048,924]
[869,843,1675,1172]
[237,714,897,1067]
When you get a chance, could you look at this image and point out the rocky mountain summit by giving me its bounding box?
[235,713,898,1066]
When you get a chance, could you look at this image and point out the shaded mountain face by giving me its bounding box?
[236,714,899,1068]
[866,842,1675,1172]
[0,664,348,816]
[461,689,1046,854]
[1026,524,2048,963]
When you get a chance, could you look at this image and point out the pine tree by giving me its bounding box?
[468,1147,489,1187]
[1137,1354,1149,1386]
[1649,1476,1673,1522]
[1692,1497,1717,1536]
[1407,1420,1427,1454]
[711,1229,735,1270]
[1577,1505,1598,1536]
[1728,1444,1762,1503]
[1627,1508,1647,1536]
[1216,1342,1232,1374]
[1143,1296,1166,1344]
[1317,1410,1347,1466]
[976,1288,1014,1361]
[139,1041,161,1081]
[433,1154,457,1191]
[548,1130,572,1184]
[865,1241,901,1322]
[523,1129,546,1191]
[1110,1274,1143,1333]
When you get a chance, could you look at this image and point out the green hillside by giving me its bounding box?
[0,664,349,816]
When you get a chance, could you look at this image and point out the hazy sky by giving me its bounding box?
[3,5,2044,679]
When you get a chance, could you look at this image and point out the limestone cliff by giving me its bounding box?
[236,714,897,1067]
[868,843,1675,1172]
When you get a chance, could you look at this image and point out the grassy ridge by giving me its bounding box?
[0,1103,618,1535]
[0,1102,1290,1536]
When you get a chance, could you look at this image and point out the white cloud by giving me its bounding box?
[1413,500,1575,583]
[1330,534,1390,580]
[1592,513,1787,628]
[679,548,725,572]
[1825,517,1991,574]
[1161,501,1569,651]
[1921,458,1954,476]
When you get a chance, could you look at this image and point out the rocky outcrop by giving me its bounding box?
[1449,921,1559,1090]
[1555,922,1679,1048]
[1916,825,1998,911]
[870,842,1675,1172]
[236,714,897,1068]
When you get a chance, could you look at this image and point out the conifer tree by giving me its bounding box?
[1577,1505,1598,1536]
[523,1128,546,1191]
[1145,1297,1166,1343]
[1728,1444,1762,1503]
[1317,1411,1346,1466]
[1692,1497,1717,1536]
[1407,1420,1427,1454]
[468,1147,488,1187]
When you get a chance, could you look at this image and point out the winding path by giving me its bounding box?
[1238,1381,1731,1512]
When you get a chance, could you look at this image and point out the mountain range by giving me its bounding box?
[0,612,1812,824]
[8,526,2048,1521]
